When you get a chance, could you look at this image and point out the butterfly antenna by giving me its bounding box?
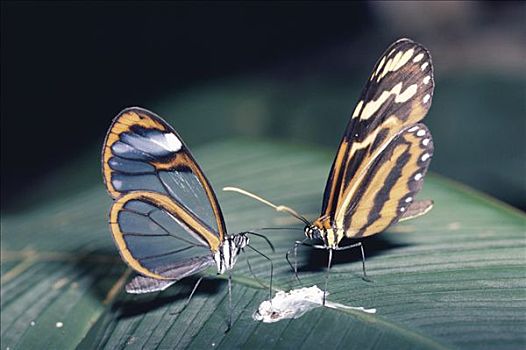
[242,231,275,253]
[223,187,310,225]
[258,227,304,231]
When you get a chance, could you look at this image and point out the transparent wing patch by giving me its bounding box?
[102,107,225,237]
[110,191,220,279]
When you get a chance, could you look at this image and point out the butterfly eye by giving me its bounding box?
[304,226,320,239]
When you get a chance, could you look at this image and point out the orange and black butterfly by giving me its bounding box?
[225,38,435,302]
[102,107,273,330]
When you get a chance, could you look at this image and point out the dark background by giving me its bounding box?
[2,1,525,212]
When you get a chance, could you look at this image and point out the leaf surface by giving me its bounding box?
[2,140,525,350]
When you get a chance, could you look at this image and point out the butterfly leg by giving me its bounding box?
[245,245,274,300]
[323,248,333,305]
[169,275,205,316]
[334,242,372,282]
[225,271,233,333]
[285,239,309,285]
[357,243,372,282]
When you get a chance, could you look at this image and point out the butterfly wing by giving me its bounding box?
[109,191,220,280]
[102,107,226,239]
[316,38,434,239]
[335,123,434,237]
[102,107,225,283]
[125,255,215,294]
[399,199,433,222]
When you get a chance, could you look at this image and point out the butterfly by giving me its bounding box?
[102,107,273,330]
[225,38,435,302]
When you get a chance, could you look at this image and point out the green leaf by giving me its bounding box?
[2,140,525,349]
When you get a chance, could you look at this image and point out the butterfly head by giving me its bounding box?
[305,222,339,248]
[304,225,323,240]
[230,233,250,249]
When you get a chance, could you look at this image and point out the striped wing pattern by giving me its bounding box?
[315,38,435,242]
[337,123,434,238]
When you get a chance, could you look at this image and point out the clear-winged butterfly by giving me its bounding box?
[102,107,274,330]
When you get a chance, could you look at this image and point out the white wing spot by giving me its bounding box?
[377,58,393,82]
[421,62,429,71]
[421,153,430,161]
[408,126,419,132]
[392,48,414,72]
[361,82,400,119]
[56,322,64,328]
[395,83,418,103]
[373,57,386,79]
[390,51,403,65]
[164,133,182,152]
[377,49,414,81]
[414,173,423,181]
[379,52,400,81]
[400,207,406,212]
[423,94,431,103]
[423,76,431,84]
[422,138,430,146]
[413,53,424,62]
[405,197,413,203]
[352,100,364,118]
[362,81,418,120]
[417,129,426,137]
[113,179,122,190]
